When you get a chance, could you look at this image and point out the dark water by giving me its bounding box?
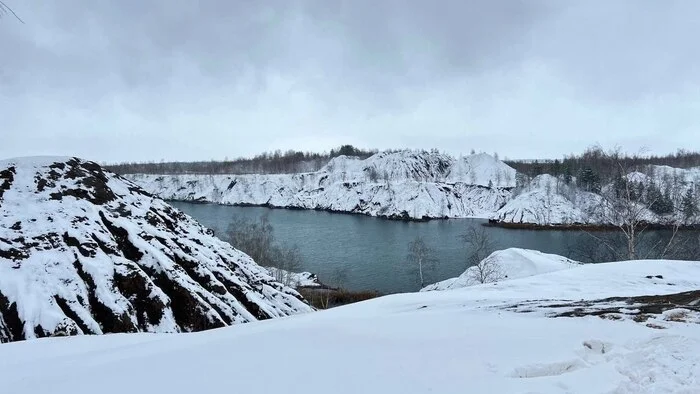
[171,202,699,293]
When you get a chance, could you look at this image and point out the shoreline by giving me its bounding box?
[166,198,700,230]
[484,220,700,232]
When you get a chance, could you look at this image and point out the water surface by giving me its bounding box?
[171,202,625,293]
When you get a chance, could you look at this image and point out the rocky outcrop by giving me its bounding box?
[0,157,313,343]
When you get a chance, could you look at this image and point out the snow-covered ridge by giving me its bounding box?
[126,151,516,220]
[0,157,312,343]
[422,248,580,291]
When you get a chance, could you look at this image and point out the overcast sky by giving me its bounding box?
[2,1,699,163]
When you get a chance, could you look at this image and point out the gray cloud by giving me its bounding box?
[1,0,698,162]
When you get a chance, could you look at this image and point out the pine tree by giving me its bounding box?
[563,165,573,185]
[682,188,698,221]
[578,168,601,193]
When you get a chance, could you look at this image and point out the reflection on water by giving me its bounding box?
[171,202,700,293]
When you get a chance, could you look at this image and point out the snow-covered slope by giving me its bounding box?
[125,151,515,220]
[493,175,602,225]
[2,259,699,393]
[0,157,312,343]
[422,248,580,291]
[494,165,700,226]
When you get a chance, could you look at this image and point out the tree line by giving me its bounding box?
[505,145,700,187]
[106,145,378,175]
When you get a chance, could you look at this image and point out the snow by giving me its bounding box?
[446,152,516,187]
[264,267,321,288]
[494,175,603,225]
[0,157,312,343]
[125,151,515,220]
[1,258,699,393]
[495,166,700,226]
[421,248,580,291]
[123,154,699,225]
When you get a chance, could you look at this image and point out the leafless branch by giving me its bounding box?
[0,1,23,23]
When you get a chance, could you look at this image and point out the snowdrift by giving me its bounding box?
[1,258,699,393]
[422,248,580,291]
[126,151,515,220]
[0,157,312,343]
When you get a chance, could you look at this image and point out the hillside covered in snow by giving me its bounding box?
[126,151,515,220]
[0,157,312,343]
[2,257,699,393]
[495,166,700,226]
[126,149,700,226]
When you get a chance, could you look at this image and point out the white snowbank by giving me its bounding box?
[264,267,321,288]
[422,248,580,291]
[1,259,699,393]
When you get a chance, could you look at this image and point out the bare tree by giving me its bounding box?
[461,227,497,268]
[587,148,685,260]
[225,214,302,285]
[467,253,505,284]
[0,1,23,23]
[405,236,439,289]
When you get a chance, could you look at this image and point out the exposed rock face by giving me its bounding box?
[126,151,515,220]
[0,157,313,343]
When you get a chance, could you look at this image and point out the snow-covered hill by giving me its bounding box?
[494,168,699,226]
[2,258,699,393]
[493,174,605,225]
[0,157,312,343]
[421,248,580,291]
[125,151,515,220]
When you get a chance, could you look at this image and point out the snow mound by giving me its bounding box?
[0,157,312,343]
[422,248,580,291]
[2,259,700,393]
[126,151,516,220]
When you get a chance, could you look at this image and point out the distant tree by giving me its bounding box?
[532,160,543,177]
[461,227,496,269]
[562,164,573,185]
[682,188,699,223]
[493,152,499,160]
[467,252,505,284]
[470,149,476,155]
[460,227,501,283]
[551,159,562,177]
[225,215,302,286]
[578,168,601,193]
[405,236,439,289]
[588,149,684,260]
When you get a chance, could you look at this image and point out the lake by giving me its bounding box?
[171,202,698,293]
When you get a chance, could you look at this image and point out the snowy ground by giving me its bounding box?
[264,267,322,288]
[1,258,698,393]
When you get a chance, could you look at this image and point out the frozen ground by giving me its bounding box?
[1,258,698,393]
